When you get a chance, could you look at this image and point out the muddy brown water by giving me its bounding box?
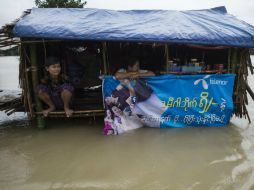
[0,56,254,190]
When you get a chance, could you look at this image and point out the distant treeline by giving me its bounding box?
[250,48,254,55]
[0,46,19,56]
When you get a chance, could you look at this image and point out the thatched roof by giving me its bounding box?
[0,9,31,50]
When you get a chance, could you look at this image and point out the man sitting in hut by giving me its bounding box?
[113,57,166,128]
[114,57,155,106]
[115,57,155,80]
[36,57,74,117]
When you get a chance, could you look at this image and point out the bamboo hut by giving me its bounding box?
[1,6,254,128]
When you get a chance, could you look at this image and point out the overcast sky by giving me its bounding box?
[0,0,254,27]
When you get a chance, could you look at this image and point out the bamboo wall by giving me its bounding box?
[15,42,254,124]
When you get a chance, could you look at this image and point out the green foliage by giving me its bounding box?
[35,0,87,8]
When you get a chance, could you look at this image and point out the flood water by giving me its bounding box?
[0,56,254,190]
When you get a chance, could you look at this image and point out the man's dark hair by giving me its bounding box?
[45,56,60,67]
[126,57,140,68]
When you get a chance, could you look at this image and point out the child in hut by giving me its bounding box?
[35,57,74,117]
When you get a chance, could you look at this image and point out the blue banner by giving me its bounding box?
[102,74,235,135]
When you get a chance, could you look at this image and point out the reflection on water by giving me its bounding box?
[0,56,254,190]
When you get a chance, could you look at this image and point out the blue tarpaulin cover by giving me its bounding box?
[13,6,254,47]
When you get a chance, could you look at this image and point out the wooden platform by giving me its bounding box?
[35,109,105,118]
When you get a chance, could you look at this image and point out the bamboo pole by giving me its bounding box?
[102,42,108,74]
[22,45,34,118]
[227,48,231,73]
[29,43,45,128]
[19,45,28,114]
[231,48,238,74]
[247,50,254,74]
[35,109,104,115]
[165,44,169,72]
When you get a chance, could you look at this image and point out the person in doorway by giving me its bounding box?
[114,57,166,127]
[35,57,74,117]
[115,57,155,80]
[114,57,155,108]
